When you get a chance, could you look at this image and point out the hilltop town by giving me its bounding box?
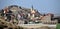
[0,5,59,29]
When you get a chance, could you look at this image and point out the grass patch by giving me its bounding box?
[56,23,60,29]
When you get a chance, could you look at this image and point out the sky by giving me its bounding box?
[0,0,60,16]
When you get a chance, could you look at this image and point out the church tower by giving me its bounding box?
[30,5,36,19]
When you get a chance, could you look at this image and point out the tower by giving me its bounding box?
[30,5,36,19]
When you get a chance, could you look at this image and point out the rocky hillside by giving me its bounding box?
[0,16,23,29]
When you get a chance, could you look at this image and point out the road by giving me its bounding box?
[18,23,56,29]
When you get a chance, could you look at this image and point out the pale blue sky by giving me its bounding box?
[0,0,60,16]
